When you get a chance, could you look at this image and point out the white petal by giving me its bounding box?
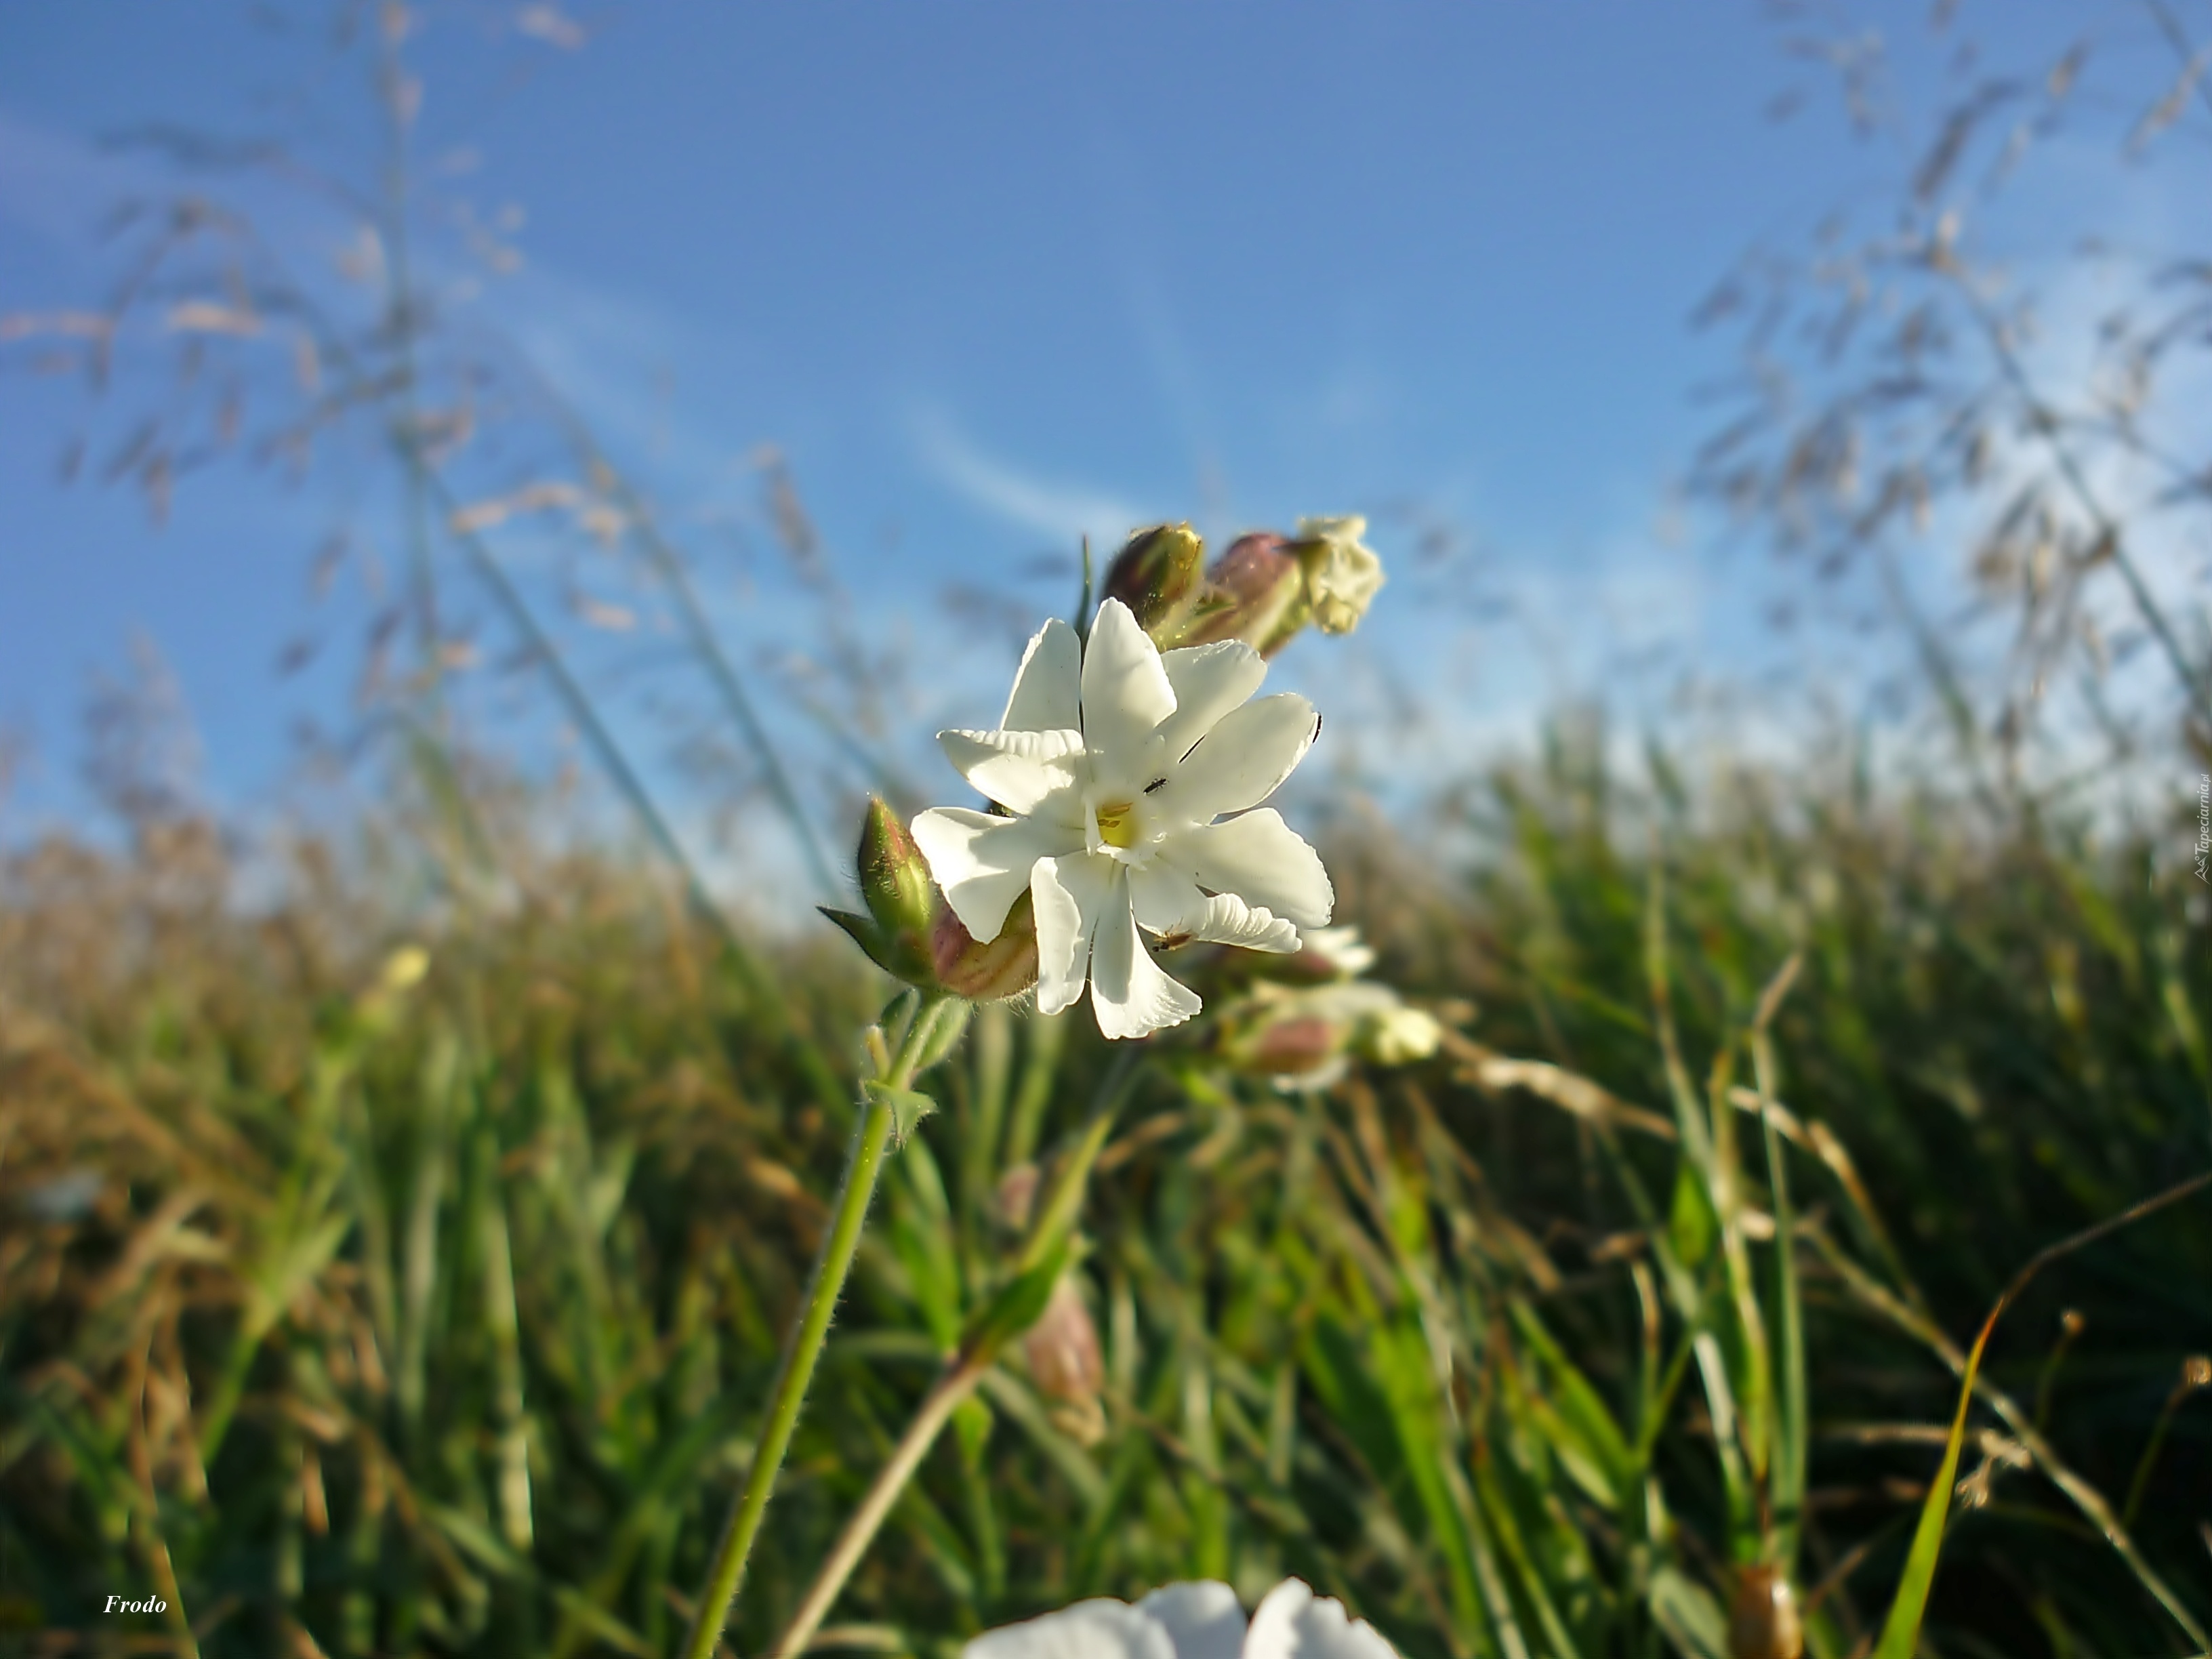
[1174,893,1301,952]
[939,726,1087,818]
[1136,1583,1246,1659]
[966,1600,1179,1659]
[1090,879,1202,1040]
[1127,862,1298,952]
[1155,641,1266,763]
[1244,1579,1401,1659]
[1001,617,1084,734]
[1031,853,1118,1018]
[913,808,1067,942]
[1175,809,1334,929]
[1126,861,1206,935]
[1165,694,1319,822]
[1082,598,1178,762]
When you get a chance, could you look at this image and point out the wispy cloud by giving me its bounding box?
[907,403,1146,545]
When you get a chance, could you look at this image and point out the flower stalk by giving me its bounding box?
[677,993,958,1659]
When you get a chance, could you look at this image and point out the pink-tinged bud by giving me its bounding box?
[1176,533,1310,657]
[996,1163,1040,1231]
[1102,523,1207,645]
[1233,1014,1346,1080]
[1218,979,1436,1092]
[1021,1272,1106,1447]
[930,889,1040,1002]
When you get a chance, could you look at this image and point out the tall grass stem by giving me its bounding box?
[771,1349,992,1657]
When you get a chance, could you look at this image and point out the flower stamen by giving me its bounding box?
[1094,799,1139,848]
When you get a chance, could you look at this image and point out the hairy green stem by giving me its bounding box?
[678,996,954,1659]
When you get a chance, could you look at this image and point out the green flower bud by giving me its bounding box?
[823,799,941,987]
[930,888,1041,1002]
[858,796,937,941]
[826,802,1042,1000]
[1102,522,1206,645]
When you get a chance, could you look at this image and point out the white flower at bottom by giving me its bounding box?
[964,1579,1399,1659]
[914,598,1334,1040]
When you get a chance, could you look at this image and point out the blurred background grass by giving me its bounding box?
[3,726,2208,1656]
[3,3,2212,1657]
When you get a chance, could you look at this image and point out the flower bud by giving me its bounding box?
[930,889,1040,1002]
[859,796,937,942]
[1227,1012,1349,1090]
[1102,523,1206,644]
[1176,533,1311,657]
[996,1162,1040,1231]
[1022,1271,1107,1447]
[825,799,947,987]
[1220,981,1439,1092]
[825,799,1048,1000]
[1288,516,1385,635]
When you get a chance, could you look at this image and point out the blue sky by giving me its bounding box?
[0,0,2182,875]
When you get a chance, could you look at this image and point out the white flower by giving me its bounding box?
[913,598,1334,1040]
[965,1579,1399,1659]
[1292,516,1385,635]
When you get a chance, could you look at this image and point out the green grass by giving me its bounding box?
[1,734,2207,1658]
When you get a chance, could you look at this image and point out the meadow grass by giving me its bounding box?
[1,735,2207,1659]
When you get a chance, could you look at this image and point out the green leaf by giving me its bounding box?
[1509,1303,1635,1510]
[865,1079,939,1149]
[1872,1326,1988,1659]
[961,1238,1070,1357]
[1650,1567,1727,1659]
[1670,1155,1717,1271]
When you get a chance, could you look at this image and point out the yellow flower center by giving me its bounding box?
[1094,799,1139,849]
